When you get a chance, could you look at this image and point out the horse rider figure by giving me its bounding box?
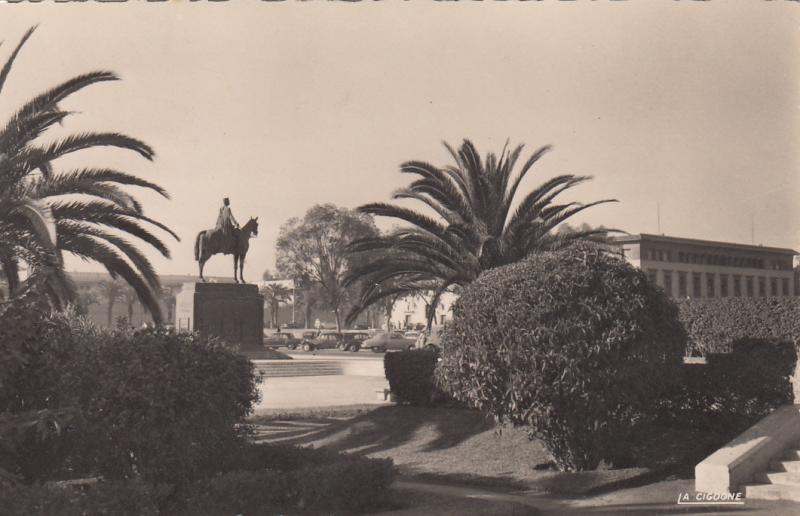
[215,197,239,251]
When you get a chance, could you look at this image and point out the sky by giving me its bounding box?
[1,1,798,279]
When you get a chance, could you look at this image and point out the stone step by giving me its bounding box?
[770,460,800,473]
[259,370,342,378]
[746,483,800,502]
[784,449,800,461]
[755,471,800,487]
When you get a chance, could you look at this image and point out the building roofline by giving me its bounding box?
[610,233,798,255]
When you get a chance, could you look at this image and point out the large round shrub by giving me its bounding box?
[436,244,686,471]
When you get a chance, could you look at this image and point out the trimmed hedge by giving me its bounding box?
[384,349,451,406]
[660,338,796,438]
[437,244,687,471]
[676,297,800,355]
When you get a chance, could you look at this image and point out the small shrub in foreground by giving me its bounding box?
[437,244,686,471]
[385,349,451,406]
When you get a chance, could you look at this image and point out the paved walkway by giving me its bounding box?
[253,375,390,412]
[375,479,800,515]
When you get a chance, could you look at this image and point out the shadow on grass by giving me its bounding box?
[253,405,496,457]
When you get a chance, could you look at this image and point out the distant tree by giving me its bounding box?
[160,286,176,325]
[261,283,292,328]
[557,222,612,242]
[262,269,278,281]
[75,286,100,316]
[122,285,138,325]
[293,281,321,328]
[276,204,378,331]
[101,280,124,327]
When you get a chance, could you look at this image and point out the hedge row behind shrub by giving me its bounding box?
[659,338,797,439]
[676,297,800,355]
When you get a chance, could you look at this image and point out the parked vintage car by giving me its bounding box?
[403,330,421,341]
[414,325,445,351]
[336,332,371,352]
[299,331,342,352]
[363,331,416,353]
[263,331,301,350]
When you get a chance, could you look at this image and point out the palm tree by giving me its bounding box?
[346,139,617,326]
[101,280,124,327]
[121,285,138,326]
[160,286,176,324]
[75,285,100,316]
[261,283,291,328]
[0,27,177,323]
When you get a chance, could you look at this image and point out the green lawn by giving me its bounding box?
[250,406,677,495]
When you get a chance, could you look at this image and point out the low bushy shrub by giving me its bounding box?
[182,443,395,515]
[677,297,800,355]
[54,321,262,485]
[437,244,687,471]
[660,338,796,438]
[384,349,451,406]
[0,479,169,516]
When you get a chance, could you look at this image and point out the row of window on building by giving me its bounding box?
[646,269,792,298]
[644,249,790,271]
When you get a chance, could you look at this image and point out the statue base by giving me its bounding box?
[175,283,264,350]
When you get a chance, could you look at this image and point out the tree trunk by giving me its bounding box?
[334,308,341,332]
[1,257,20,295]
[128,302,134,326]
[107,300,114,327]
[305,304,312,328]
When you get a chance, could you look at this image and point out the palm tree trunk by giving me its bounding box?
[1,256,20,295]
[334,308,342,332]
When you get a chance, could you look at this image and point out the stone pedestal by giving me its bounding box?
[175,283,264,350]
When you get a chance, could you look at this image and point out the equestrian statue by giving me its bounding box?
[194,197,258,283]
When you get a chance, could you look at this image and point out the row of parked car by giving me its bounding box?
[262,327,443,353]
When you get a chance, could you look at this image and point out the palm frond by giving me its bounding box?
[0,25,36,96]
[60,233,163,324]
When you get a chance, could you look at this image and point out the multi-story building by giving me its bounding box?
[610,234,797,298]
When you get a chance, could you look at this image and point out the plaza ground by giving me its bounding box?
[247,354,800,516]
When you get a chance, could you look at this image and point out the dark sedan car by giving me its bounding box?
[299,331,342,352]
[263,331,301,350]
[336,332,371,352]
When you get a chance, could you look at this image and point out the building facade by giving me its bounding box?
[610,234,797,298]
[390,291,457,330]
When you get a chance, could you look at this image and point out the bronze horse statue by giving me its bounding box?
[194,217,259,283]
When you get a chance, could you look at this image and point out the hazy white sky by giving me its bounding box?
[1,1,798,278]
